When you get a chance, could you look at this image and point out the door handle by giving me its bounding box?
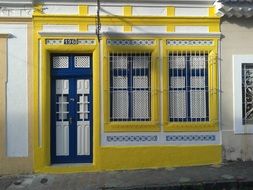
[69,117,73,124]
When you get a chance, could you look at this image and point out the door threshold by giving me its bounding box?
[51,163,93,167]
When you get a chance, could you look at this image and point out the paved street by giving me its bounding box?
[1,161,253,190]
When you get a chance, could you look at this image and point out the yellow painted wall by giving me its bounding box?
[33,5,221,173]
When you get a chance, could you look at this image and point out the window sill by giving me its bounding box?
[164,121,219,132]
[104,122,160,132]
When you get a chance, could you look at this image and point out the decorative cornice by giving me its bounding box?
[0,0,216,6]
[0,7,33,18]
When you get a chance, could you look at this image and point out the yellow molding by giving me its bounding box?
[33,16,220,24]
[124,25,132,32]
[124,6,132,17]
[79,24,88,32]
[167,25,175,32]
[167,6,175,17]
[79,5,88,16]
[209,7,217,17]
[33,4,43,15]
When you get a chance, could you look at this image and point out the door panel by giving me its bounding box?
[51,54,92,164]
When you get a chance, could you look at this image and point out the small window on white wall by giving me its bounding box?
[242,64,253,125]
[233,55,253,134]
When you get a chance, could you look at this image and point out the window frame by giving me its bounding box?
[163,39,219,132]
[233,55,253,134]
[103,39,160,132]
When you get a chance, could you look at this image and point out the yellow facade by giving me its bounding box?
[33,4,221,173]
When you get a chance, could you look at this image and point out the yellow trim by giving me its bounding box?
[79,5,88,16]
[33,35,100,171]
[209,7,216,17]
[167,25,175,32]
[124,25,132,32]
[124,6,132,16]
[167,6,175,17]
[162,38,219,132]
[33,4,43,15]
[79,24,88,32]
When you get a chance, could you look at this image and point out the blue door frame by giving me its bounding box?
[51,53,93,164]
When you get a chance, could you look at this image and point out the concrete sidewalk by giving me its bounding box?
[1,161,253,190]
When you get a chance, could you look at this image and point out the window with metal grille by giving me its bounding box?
[168,52,209,122]
[242,63,253,125]
[110,52,151,121]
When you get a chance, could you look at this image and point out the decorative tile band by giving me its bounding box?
[45,39,96,45]
[106,135,158,142]
[166,135,216,142]
[107,39,155,46]
[167,40,214,46]
[102,132,220,146]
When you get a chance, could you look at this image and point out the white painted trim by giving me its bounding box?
[1,0,214,6]
[88,5,123,16]
[88,25,124,33]
[175,26,209,33]
[39,32,95,37]
[100,39,104,146]
[42,5,79,15]
[132,26,167,33]
[132,6,167,16]
[0,7,33,17]
[175,7,209,16]
[233,55,253,134]
[42,25,79,33]
[103,32,221,38]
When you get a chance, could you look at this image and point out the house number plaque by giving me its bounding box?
[64,39,79,45]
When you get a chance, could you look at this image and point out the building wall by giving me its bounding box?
[0,18,33,174]
[32,3,222,173]
[221,18,253,161]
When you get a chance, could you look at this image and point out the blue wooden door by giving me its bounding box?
[51,54,92,163]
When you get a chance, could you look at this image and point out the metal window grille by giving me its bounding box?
[53,56,69,68]
[110,52,151,121]
[74,56,90,68]
[242,64,253,125]
[168,51,210,122]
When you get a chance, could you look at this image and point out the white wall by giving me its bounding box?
[221,18,253,161]
[0,24,28,157]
